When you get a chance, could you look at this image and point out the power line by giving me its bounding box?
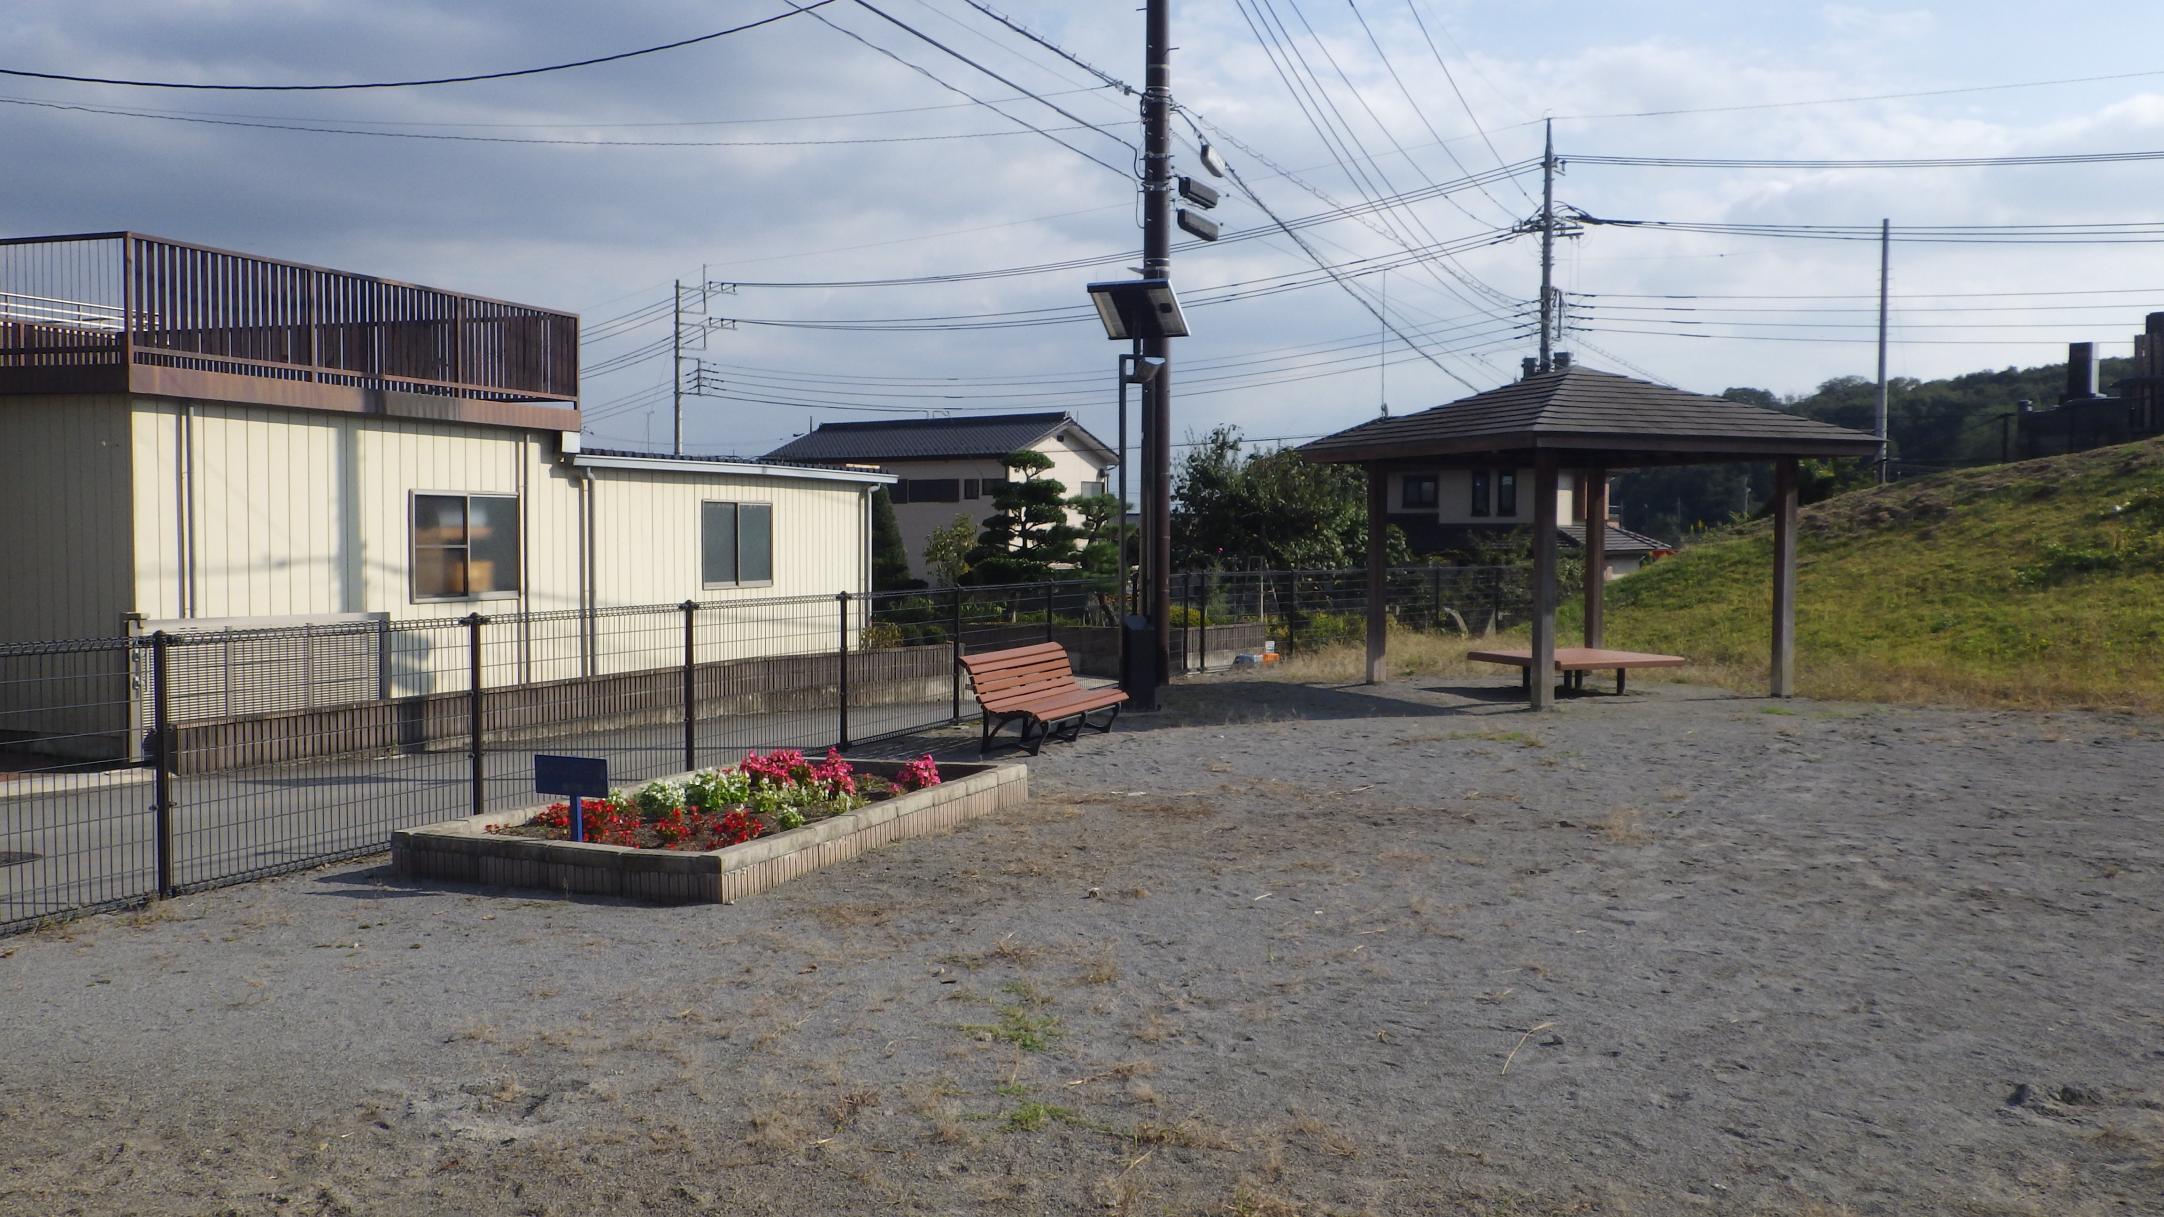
[0,4,836,90]
[781,0,1133,179]
[0,94,1105,148]
[1573,149,2164,170]
[1392,0,1535,203]
[1574,215,2164,244]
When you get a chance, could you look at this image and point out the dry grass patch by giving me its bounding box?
[1286,1112,1359,1159]
[1079,945,1120,985]
[1133,1117,1238,1151]
[1594,806,1648,846]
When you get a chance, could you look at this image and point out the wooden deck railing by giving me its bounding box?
[0,232,578,413]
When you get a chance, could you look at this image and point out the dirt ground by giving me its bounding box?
[3,675,2160,1216]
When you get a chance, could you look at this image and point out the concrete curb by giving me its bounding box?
[389,759,1025,904]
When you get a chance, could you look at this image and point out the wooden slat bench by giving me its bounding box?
[1466,646,1686,697]
[959,642,1129,755]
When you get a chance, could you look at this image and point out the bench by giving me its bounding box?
[959,642,1129,755]
[1466,646,1686,697]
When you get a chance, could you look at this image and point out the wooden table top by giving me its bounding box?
[1465,646,1688,671]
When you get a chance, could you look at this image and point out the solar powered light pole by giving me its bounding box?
[1086,279,1187,702]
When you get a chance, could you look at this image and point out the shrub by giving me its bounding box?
[894,754,942,792]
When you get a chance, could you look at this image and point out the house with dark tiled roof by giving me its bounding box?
[764,412,1115,581]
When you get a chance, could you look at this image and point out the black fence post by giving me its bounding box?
[680,600,698,772]
[149,632,175,898]
[949,585,964,723]
[1181,572,1194,673]
[1197,570,1208,672]
[1431,565,1443,632]
[1044,579,1056,644]
[464,612,486,816]
[836,591,852,751]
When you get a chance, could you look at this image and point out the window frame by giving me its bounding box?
[1469,470,1492,518]
[409,490,522,603]
[701,499,776,590]
[1496,470,1518,518]
[1401,474,1438,510]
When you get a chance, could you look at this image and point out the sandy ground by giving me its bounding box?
[2,675,2160,1216]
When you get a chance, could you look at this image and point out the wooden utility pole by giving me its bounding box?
[1142,0,1174,683]
[1538,118,1556,373]
[671,279,684,456]
[1875,219,1890,482]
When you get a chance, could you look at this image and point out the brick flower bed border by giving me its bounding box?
[390,759,1025,904]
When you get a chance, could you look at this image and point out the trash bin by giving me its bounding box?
[1119,614,1159,711]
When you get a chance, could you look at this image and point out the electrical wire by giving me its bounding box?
[0,4,836,90]
[1540,68,2164,123]
[1398,0,1534,199]
[780,0,1133,179]
[0,94,1103,149]
[1573,149,2164,170]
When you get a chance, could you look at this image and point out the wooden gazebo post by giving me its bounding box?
[1365,467,1388,684]
[1771,456,1798,697]
[1583,469,1608,648]
[1529,453,1559,709]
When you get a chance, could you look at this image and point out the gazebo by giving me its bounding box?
[1298,363,1882,708]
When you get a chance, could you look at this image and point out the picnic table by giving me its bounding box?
[1466,646,1685,696]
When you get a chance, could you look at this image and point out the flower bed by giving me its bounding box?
[391,756,1024,905]
[485,748,943,851]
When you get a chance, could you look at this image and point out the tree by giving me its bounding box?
[1066,490,1124,595]
[965,450,1078,585]
[1172,425,1405,569]
[868,488,920,591]
[922,515,975,587]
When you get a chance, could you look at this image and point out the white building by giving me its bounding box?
[1380,466,1671,578]
[764,412,1115,581]
[0,232,889,751]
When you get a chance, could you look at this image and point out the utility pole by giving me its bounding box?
[1875,218,1890,483]
[1141,0,1174,684]
[672,279,684,456]
[1538,118,1556,373]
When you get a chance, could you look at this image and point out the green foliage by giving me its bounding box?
[631,780,685,817]
[868,488,920,591]
[1173,425,1407,569]
[967,450,1078,585]
[1616,360,2135,545]
[923,514,976,587]
[682,768,750,812]
[2014,483,2164,586]
[869,594,949,647]
[1066,490,1125,594]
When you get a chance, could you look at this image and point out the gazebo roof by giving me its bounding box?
[1300,365,1880,466]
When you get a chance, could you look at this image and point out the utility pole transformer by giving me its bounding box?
[1141,0,1174,684]
[1538,119,1556,373]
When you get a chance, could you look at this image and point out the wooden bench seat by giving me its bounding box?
[1466,646,1686,696]
[959,642,1128,755]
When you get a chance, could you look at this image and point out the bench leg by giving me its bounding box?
[1616,669,1627,695]
[1521,668,1532,694]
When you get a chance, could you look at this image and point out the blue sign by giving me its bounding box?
[534,754,609,800]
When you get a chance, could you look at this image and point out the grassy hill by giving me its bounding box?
[1593,437,2164,712]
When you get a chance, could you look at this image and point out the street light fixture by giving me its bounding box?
[1084,278,1189,341]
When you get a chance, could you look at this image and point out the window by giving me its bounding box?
[888,481,908,506]
[963,478,982,501]
[1496,470,1518,518]
[1470,470,1491,517]
[412,493,520,600]
[702,501,774,586]
[901,478,960,504]
[1079,480,1106,499]
[1401,474,1437,510]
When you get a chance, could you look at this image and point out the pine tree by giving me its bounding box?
[868,488,919,591]
[965,450,1077,585]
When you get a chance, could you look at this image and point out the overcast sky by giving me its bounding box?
[4,1,2159,462]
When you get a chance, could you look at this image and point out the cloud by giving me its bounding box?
[1821,5,1937,40]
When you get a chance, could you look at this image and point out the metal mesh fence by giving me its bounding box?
[2,567,1535,932]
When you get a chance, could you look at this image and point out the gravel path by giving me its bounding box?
[3,676,2159,1216]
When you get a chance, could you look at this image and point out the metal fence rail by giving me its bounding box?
[0,566,1527,933]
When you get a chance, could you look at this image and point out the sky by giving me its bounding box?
[3,1,2160,465]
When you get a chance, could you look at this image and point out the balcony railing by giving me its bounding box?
[0,233,578,417]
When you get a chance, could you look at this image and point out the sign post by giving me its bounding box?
[534,754,609,843]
